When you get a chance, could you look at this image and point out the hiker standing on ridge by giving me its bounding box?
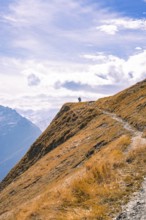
[78,97,81,102]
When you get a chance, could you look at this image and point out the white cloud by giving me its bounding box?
[83,50,146,85]
[96,24,118,35]
[124,50,146,81]
[81,53,107,62]
[114,18,146,30]
[0,50,146,111]
[97,18,146,35]
[3,0,53,27]
[135,47,142,50]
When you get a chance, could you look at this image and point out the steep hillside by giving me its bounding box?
[0,102,121,189]
[97,79,146,131]
[0,106,41,181]
[0,80,146,220]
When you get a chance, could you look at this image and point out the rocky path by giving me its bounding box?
[99,109,146,150]
[115,177,146,220]
[98,108,146,220]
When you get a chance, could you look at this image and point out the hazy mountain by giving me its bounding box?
[0,106,41,181]
[16,108,59,131]
[0,80,146,219]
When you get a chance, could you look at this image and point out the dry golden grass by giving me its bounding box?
[0,132,145,220]
[45,135,146,220]
[1,129,146,220]
[97,79,146,132]
[0,80,146,220]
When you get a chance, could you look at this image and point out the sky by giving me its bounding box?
[0,0,146,130]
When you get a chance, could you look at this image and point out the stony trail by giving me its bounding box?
[101,109,141,136]
[115,177,146,220]
[99,109,146,150]
[98,108,146,220]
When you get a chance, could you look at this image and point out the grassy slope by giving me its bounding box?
[0,79,146,220]
[97,79,146,131]
[0,102,103,190]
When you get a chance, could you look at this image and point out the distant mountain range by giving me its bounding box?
[0,105,41,181]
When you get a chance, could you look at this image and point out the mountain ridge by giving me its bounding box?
[0,79,146,219]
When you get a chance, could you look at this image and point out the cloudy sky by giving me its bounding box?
[0,0,146,129]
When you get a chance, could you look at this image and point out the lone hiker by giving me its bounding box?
[78,97,81,102]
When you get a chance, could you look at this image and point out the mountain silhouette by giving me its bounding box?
[0,106,41,180]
